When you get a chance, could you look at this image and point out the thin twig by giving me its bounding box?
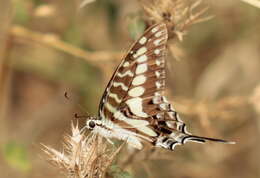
[10,25,124,66]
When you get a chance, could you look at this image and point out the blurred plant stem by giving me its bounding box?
[172,95,249,120]
[10,25,124,67]
[0,0,13,144]
[0,0,14,176]
[250,84,260,176]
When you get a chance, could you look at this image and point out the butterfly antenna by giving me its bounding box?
[74,113,87,119]
[64,91,91,119]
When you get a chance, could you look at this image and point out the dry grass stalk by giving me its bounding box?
[172,95,249,121]
[10,25,123,65]
[9,0,211,70]
[139,0,213,41]
[79,0,96,9]
[42,122,123,178]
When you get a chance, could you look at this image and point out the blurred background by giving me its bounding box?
[0,0,260,178]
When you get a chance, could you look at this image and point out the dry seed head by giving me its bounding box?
[139,0,213,41]
[42,122,123,178]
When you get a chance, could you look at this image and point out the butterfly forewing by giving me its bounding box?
[99,23,187,139]
[99,23,168,122]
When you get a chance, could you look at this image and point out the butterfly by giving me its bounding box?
[84,23,234,150]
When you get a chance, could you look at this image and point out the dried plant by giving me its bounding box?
[241,0,260,8]
[139,0,213,41]
[42,122,123,178]
[10,25,124,65]
[250,84,260,114]
[79,0,96,9]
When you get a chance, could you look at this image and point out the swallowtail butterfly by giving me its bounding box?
[84,23,234,150]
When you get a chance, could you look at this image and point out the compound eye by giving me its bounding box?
[88,121,96,129]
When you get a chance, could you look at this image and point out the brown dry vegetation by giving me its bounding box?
[0,0,260,178]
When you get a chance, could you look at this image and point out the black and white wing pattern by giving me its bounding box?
[97,23,233,150]
[98,23,167,123]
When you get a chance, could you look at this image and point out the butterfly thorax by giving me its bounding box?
[86,117,148,149]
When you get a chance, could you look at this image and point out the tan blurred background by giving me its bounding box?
[0,0,260,178]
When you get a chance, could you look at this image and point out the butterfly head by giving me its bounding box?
[85,117,100,130]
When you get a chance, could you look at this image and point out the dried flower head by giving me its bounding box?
[42,122,123,178]
[139,0,213,41]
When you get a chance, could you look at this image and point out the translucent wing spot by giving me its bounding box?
[156,113,164,119]
[154,38,164,46]
[154,49,160,55]
[136,63,148,74]
[154,92,161,96]
[155,71,161,78]
[123,61,130,67]
[133,47,147,58]
[128,86,145,97]
[137,55,148,63]
[155,31,164,37]
[159,103,170,110]
[152,26,159,33]
[132,75,146,86]
[152,96,162,104]
[156,81,164,89]
[156,59,162,66]
[162,96,168,102]
[139,37,147,44]
[126,97,148,117]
